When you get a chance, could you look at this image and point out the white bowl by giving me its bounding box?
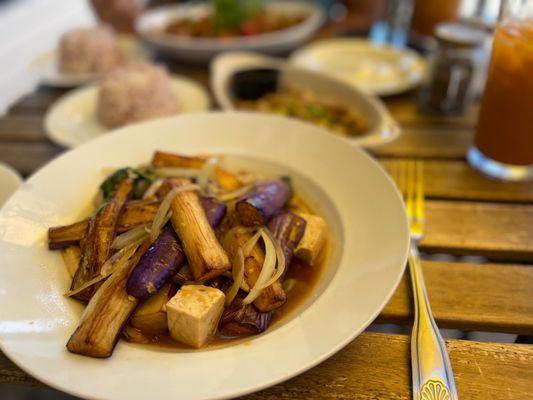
[211,52,401,147]
[44,75,210,148]
[135,1,324,63]
[0,112,408,400]
[290,38,427,96]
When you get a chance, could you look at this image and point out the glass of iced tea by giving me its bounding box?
[467,1,533,181]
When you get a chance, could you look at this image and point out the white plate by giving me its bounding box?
[30,35,152,88]
[290,38,427,96]
[136,1,324,63]
[211,52,401,147]
[0,112,408,400]
[0,163,22,207]
[44,75,211,148]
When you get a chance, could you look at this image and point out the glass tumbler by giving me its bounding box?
[467,0,533,181]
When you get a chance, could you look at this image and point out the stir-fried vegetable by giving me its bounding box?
[235,179,291,226]
[49,150,326,357]
[67,241,149,358]
[168,178,230,281]
[70,178,133,301]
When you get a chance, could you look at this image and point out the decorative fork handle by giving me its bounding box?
[409,242,459,400]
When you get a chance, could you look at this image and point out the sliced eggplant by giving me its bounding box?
[267,211,306,267]
[235,179,290,226]
[70,179,133,301]
[66,241,149,358]
[48,199,159,250]
[126,227,185,299]
[200,197,227,228]
[219,293,272,336]
[168,178,230,281]
[126,199,226,300]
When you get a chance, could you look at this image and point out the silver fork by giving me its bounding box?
[390,159,458,400]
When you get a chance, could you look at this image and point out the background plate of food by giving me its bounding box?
[211,52,401,147]
[44,62,210,148]
[290,38,427,96]
[30,27,151,88]
[0,112,408,400]
[135,0,324,63]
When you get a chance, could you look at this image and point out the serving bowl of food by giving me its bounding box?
[212,52,401,147]
[0,113,408,399]
[135,0,324,63]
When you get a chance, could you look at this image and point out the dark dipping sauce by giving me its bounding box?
[124,240,330,350]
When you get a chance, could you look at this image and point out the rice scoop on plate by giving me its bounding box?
[97,61,181,128]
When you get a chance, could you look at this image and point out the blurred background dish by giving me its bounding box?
[290,37,426,96]
[212,51,400,147]
[44,71,210,148]
[135,1,324,63]
[30,31,151,88]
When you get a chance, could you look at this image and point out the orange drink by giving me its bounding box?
[468,19,533,180]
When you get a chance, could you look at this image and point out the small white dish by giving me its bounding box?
[211,52,401,147]
[290,38,427,96]
[44,75,210,148]
[0,163,22,207]
[30,34,152,88]
[0,112,408,400]
[136,1,324,63]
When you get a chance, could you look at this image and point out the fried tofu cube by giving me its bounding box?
[294,213,326,265]
[166,285,225,348]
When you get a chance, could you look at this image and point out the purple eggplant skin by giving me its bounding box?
[235,179,290,226]
[126,200,225,300]
[201,197,227,228]
[267,211,306,266]
[126,228,186,299]
[219,293,272,337]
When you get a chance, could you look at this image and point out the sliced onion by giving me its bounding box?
[242,229,277,305]
[111,225,149,249]
[216,184,254,202]
[142,178,164,199]
[153,167,200,179]
[225,247,244,306]
[65,240,142,297]
[255,227,286,290]
[242,229,261,257]
[149,184,199,242]
[197,157,218,192]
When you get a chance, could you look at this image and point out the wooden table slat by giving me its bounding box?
[2,332,532,399]
[421,200,533,261]
[7,89,65,115]
[381,159,533,203]
[0,142,61,176]
[0,116,44,142]
[371,126,473,159]
[378,260,533,335]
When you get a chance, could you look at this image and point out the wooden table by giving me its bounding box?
[1,56,533,400]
